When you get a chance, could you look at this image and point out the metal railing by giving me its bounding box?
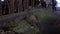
[0,0,40,16]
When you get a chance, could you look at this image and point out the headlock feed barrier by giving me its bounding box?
[0,0,40,16]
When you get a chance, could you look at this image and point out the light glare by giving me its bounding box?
[56,0,60,7]
[1,0,4,1]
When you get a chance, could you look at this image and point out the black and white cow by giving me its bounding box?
[51,0,57,11]
[40,0,46,8]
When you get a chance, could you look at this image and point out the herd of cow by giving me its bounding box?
[0,0,57,15]
[40,0,57,11]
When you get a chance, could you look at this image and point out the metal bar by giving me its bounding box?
[18,0,22,13]
[0,0,2,16]
[31,0,35,8]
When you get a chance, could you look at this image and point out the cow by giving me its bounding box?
[51,0,57,12]
[44,0,52,8]
[34,0,40,7]
[41,0,46,8]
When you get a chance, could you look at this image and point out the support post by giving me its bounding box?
[0,0,2,16]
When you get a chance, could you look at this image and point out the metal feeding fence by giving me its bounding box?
[0,0,38,16]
